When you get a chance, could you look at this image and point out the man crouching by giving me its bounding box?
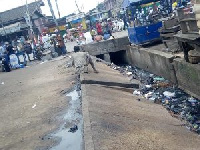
[71,49,98,74]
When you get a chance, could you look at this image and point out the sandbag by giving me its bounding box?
[9,54,20,69]
[94,35,102,42]
[103,34,110,40]
[84,32,93,44]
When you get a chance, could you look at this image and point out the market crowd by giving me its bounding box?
[0,34,67,72]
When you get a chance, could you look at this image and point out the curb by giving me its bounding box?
[81,75,95,150]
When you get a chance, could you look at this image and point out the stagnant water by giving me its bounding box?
[51,89,83,150]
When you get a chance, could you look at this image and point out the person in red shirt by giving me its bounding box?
[96,21,103,36]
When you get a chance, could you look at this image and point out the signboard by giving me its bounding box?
[66,13,85,23]
[49,25,66,33]
[0,22,21,35]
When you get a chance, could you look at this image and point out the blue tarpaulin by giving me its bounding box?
[122,0,140,8]
[122,0,160,8]
[71,18,82,24]
[128,21,162,45]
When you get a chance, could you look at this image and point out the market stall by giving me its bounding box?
[127,0,170,45]
[174,2,200,63]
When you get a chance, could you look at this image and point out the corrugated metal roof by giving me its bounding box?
[122,0,140,8]
[0,0,44,25]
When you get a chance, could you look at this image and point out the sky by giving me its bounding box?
[0,0,104,17]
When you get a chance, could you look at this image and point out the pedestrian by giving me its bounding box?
[96,21,103,36]
[5,42,14,56]
[2,50,11,72]
[123,14,129,30]
[71,51,98,74]
[24,41,32,61]
[107,18,114,37]
[2,42,13,72]
[57,34,67,55]
[0,44,5,58]
[90,27,96,41]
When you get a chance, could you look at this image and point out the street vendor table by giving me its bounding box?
[174,33,200,62]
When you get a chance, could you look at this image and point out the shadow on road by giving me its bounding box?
[81,80,139,89]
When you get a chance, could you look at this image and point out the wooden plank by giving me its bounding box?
[195,13,200,20]
[193,4,200,13]
[188,20,199,32]
[163,18,179,29]
[174,33,200,41]
[180,18,196,21]
[180,23,188,34]
[180,20,198,34]
[160,33,175,38]
[197,20,200,27]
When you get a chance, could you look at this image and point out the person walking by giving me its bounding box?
[24,42,32,61]
[57,34,67,55]
[123,14,129,30]
[96,21,103,36]
[5,42,14,56]
[2,50,11,72]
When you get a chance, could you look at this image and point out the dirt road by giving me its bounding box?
[0,57,76,150]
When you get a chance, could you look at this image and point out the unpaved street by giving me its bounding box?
[0,57,76,150]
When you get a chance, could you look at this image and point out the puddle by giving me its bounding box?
[51,89,83,150]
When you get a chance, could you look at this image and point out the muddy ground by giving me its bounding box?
[0,57,77,150]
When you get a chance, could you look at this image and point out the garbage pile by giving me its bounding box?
[110,63,200,134]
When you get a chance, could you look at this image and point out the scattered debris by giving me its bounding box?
[32,103,37,109]
[145,85,152,88]
[68,125,78,133]
[133,90,141,96]
[126,72,132,76]
[110,64,200,134]
[163,91,175,98]
[154,77,165,81]
[40,60,48,65]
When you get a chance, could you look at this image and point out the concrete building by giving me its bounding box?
[104,0,124,17]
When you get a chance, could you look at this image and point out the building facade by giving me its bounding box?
[104,0,124,17]
[0,0,46,41]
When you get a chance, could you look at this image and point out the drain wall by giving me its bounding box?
[126,46,177,84]
[126,46,200,99]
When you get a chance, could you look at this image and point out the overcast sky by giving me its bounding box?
[0,0,104,17]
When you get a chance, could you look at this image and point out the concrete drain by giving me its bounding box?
[51,88,83,150]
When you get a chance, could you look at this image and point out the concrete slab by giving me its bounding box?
[81,62,200,150]
[126,46,177,84]
[174,58,200,99]
[82,36,129,56]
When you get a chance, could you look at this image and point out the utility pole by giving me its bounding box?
[47,0,59,29]
[55,0,61,18]
[75,0,81,13]
[25,0,34,40]
[47,0,66,49]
